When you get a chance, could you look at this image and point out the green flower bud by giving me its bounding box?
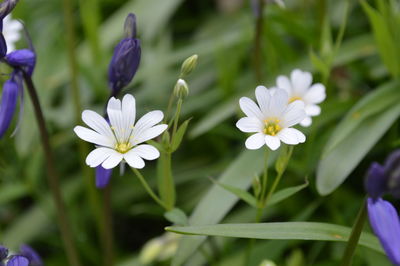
[180,54,198,77]
[174,79,189,99]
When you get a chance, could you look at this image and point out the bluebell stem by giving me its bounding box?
[19,245,43,266]
[0,73,20,138]
[365,150,400,265]
[6,256,29,266]
[108,13,141,96]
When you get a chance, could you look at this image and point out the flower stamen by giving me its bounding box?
[289,96,302,103]
[115,142,132,153]
[263,118,281,136]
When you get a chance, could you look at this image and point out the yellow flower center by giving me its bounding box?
[289,96,302,103]
[115,142,132,153]
[263,119,281,136]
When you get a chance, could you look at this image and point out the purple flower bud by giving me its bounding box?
[365,162,387,199]
[6,256,29,266]
[6,49,36,76]
[124,13,137,39]
[0,75,19,138]
[96,166,112,188]
[108,38,141,96]
[19,245,43,266]
[367,198,400,265]
[0,245,8,260]
[0,33,6,58]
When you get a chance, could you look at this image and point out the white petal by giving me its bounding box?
[131,144,160,160]
[255,86,270,114]
[124,151,145,169]
[265,135,281,150]
[74,126,114,148]
[300,116,312,127]
[101,152,123,169]
[282,101,306,127]
[236,117,263,133]
[82,110,114,138]
[121,94,136,135]
[134,110,164,136]
[305,104,321,116]
[269,87,278,95]
[276,75,292,95]
[239,97,264,120]
[85,147,115,167]
[133,124,168,145]
[291,69,312,95]
[269,89,289,116]
[303,83,326,104]
[245,133,265,150]
[278,128,305,145]
[107,97,125,141]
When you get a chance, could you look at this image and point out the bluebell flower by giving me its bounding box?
[6,49,36,76]
[367,198,400,265]
[0,0,19,57]
[108,13,141,96]
[365,149,400,198]
[6,256,29,266]
[19,245,43,266]
[95,166,112,188]
[366,150,400,265]
[0,72,20,138]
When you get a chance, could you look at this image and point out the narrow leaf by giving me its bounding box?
[268,180,309,206]
[171,119,190,152]
[210,177,257,208]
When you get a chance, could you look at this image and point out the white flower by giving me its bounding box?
[3,15,22,52]
[236,87,306,151]
[74,94,168,169]
[274,69,326,127]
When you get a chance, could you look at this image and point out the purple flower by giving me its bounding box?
[365,149,400,198]
[108,13,141,96]
[19,245,42,266]
[0,0,19,20]
[367,198,400,265]
[6,256,29,266]
[95,166,112,188]
[6,49,36,76]
[0,74,19,138]
[0,246,8,264]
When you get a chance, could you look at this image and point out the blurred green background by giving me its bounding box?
[0,0,399,265]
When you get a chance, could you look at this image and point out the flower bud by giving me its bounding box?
[180,54,198,77]
[385,150,400,198]
[124,13,137,39]
[364,162,387,199]
[6,49,36,76]
[0,75,19,138]
[173,79,189,99]
[108,38,141,96]
[0,32,6,58]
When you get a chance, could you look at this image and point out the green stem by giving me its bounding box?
[132,168,167,209]
[61,0,108,262]
[103,185,114,266]
[23,73,81,266]
[340,198,367,266]
[259,148,270,207]
[172,98,183,137]
[253,0,265,83]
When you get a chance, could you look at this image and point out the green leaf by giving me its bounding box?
[361,1,400,77]
[164,208,189,226]
[268,180,309,206]
[166,222,383,254]
[210,177,257,208]
[317,82,400,195]
[171,119,191,152]
[172,149,267,266]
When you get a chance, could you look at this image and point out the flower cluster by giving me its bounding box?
[365,150,400,265]
[236,69,326,150]
[0,244,43,266]
[0,2,36,138]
